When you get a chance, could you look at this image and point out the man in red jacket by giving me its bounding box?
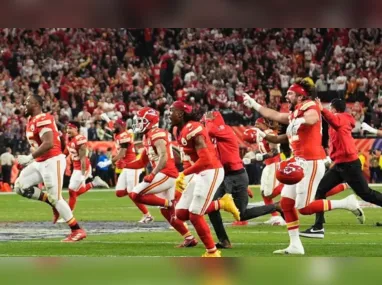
[301,98,382,239]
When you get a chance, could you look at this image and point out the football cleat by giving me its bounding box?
[273,245,305,255]
[219,194,241,221]
[138,214,154,224]
[202,250,222,257]
[215,240,232,249]
[299,226,325,239]
[176,237,198,248]
[61,229,87,242]
[345,194,365,224]
[56,218,66,224]
[264,216,286,226]
[92,176,110,188]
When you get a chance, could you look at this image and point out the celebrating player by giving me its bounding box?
[203,111,283,249]
[242,118,285,226]
[121,107,198,247]
[57,121,109,220]
[98,118,154,224]
[244,78,363,254]
[15,94,86,242]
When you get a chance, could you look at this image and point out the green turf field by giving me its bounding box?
[1,186,382,257]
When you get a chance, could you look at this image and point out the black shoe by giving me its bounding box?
[215,240,232,249]
[299,226,325,239]
[376,222,382,227]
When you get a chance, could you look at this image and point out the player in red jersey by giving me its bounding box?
[15,94,86,242]
[120,107,198,248]
[244,78,363,254]
[242,117,285,226]
[57,121,109,221]
[98,118,154,224]
[170,101,228,257]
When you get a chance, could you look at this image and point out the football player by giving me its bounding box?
[16,94,86,242]
[244,78,363,254]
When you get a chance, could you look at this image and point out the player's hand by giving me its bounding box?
[243,158,251,165]
[17,154,33,166]
[315,98,323,111]
[175,172,186,193]
[144,173,155,183]
[97,160,112,168]
[361,122,378,134]
[290,118,306,135]
[255,153,264,161]
[243,93,261,111]
[253,127,266,141]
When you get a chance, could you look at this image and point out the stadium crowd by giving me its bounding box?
[0,28,381,158]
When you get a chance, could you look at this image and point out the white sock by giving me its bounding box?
[55,199,74,221]
[330,199,347,210]
[288,228,303,247]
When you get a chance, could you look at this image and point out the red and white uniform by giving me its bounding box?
[257,129,281,197]
[284,100,326,209]
[176,122,224,215]
[132,128,178,200]
[67,135,91,190]
[17,113,66,199]
[115,131,143,193]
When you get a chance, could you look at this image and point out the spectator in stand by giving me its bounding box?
[336,70,348,99]
[369,150,382,183]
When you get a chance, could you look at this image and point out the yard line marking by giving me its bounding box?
[1,240,381,246]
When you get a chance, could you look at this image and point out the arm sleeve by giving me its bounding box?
[321,109,343,130]
[123,149,149,169]
[183,146,213,176]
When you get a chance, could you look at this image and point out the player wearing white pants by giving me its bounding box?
[69,166,92,191]
[261,162,280,197]
[176,168,225,215]
[116,168,143,194]
[281,159,326,209]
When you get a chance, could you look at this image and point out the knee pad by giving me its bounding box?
[175,209,190,221]
[280,197,295,212]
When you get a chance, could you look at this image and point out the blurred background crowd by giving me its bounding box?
[0,28,381,187]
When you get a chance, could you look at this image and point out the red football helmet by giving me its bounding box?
[243,128,258,144]
[276,158,304,185]
[133,107,160,133]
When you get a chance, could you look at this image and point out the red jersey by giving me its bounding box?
[287,100,326,160]
[205,113,243,173]
[115,101,127,116]
[26,113,62,162]
[257,129,281,165]
[143,128,178,178]
[115,131,137,169]
[178,121,222,173]
[67,134,90,170]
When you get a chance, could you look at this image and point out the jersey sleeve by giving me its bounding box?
[150,130,168,145]
[117,132,132,145]
[185,122,207,143]
[35,115,55,138]
[75,135,88,146]
[300,101,320,115]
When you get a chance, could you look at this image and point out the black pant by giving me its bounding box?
[369,167,382,183]
[208,169,277,243]
[1,165,12,184]
[313,159,382,228]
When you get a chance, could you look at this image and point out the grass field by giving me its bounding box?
[1,186,382,257]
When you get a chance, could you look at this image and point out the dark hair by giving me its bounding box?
[31,94,44,107]
[330,98,346,113]
[68,120,81,129]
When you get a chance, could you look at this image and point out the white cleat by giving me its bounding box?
[264,216,286,226]
[92,176,110,188]
[138,214,154,224]
[345,194,366,224]
[273,245,305,255]
[56,218,66,224]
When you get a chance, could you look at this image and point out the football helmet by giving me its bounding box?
[276,157,305,185]
[132,107,160,133]
[243,128,258,144]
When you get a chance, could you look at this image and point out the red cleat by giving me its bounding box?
[176,237,198,248]
[52,207,60,224]
[61,229,87,242]
[231,221,248,226]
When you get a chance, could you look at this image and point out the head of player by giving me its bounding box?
[255,117,273,131]
[24,94,44,117]
[132,107,160,134]
[66,121,81,138]
[114,119,127,134]
[329,98,346,114]
[285,77,316,111]
[170,100,201,129]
